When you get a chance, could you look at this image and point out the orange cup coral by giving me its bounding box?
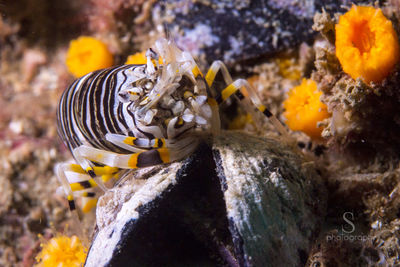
[35,235,87,267]
[66,36,114,78]
[283,79,330,140]
[125,51,148,65]
[125,51,163,65]
[335,5,400,83]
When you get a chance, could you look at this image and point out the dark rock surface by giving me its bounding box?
[86,144,229,266]
[154,0,368,65]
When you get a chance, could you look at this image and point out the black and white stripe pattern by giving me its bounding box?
[57,65,144,155]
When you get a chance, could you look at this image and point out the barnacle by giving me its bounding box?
[283,79,330,140]
[66,36,114,77]
[335,5,400,83]
[35,234,87,267]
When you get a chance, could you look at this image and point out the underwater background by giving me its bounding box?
[1,0,400,266]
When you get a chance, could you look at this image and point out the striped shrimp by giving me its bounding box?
[55,38,290,215]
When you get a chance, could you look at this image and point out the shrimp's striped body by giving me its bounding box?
[56,38,289,214]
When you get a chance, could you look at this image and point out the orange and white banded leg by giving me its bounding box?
[55,163,81,215]
[220,79,290,139]
[73,136,200,169]
[205,60,234,88]
[66,163,120,187]
[67,163,120,212]
[55,163,100,220]
[205,61,261,133]
[105,133,166,152]
[55,163,119,213]
[55,162,95,243]
[205,61,290,138]
[71,148,110,192]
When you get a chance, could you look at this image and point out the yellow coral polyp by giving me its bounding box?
[228,113,253,130]
[35,235,87,267]
[335,5,400,83]
[66,36,114,78]
[283,79,330,140]
[276,58,301,80]
[125,51,163,65]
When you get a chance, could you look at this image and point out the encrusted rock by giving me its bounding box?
[153,0,368,65]
[213,132,325,266]
[310,5,400,157]
[85,132,326,266]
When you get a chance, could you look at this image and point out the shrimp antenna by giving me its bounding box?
[163,22,172,40]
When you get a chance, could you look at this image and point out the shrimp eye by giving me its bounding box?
[118,91,130,103]
[145,81,153,90]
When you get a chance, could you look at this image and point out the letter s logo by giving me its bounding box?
[342,212,355,234]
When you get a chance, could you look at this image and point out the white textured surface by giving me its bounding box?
[213,132,324,267]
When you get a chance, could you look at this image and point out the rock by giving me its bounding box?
[0,174,12,216]
[153,0,369,65]
[213,132,326,267]
[86,144,226,266]
[85,132,326,266]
